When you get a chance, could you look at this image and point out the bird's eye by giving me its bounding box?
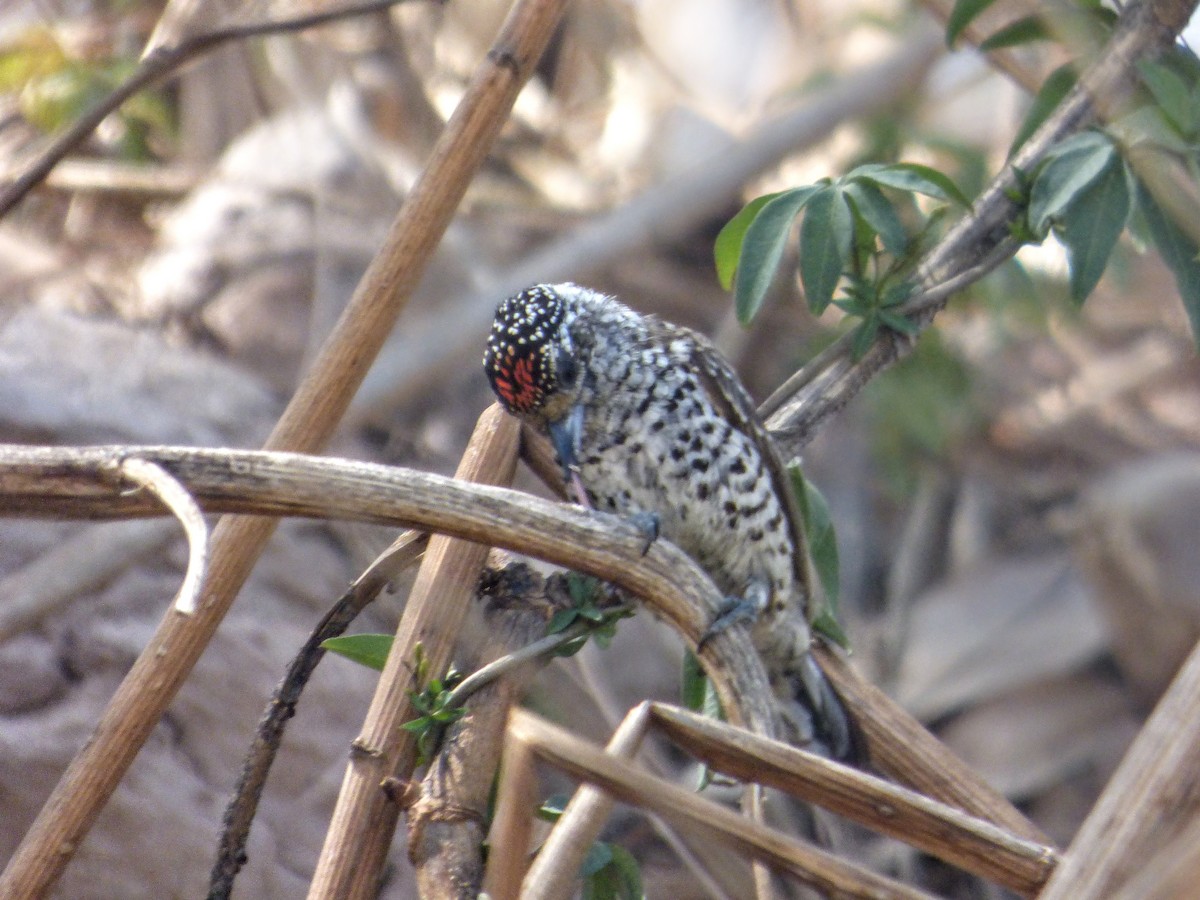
[556,350,578,389]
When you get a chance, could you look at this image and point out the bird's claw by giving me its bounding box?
[696,596,758,651]
[626,511,660,556]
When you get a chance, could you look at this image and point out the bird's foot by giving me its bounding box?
[696,579,769,651]
[625,511,660,556]
[696,597,758,650]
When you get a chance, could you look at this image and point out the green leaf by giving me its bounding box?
[566,571,602,605]
[536,794,569,822]
[843,180,908,254]
[880,310,920,334]
[799,185,852,314]
[1009,63,1076,156]
[1056,158,1131,303]
[735,186,822,323]
[980,15,1048,51]
[606,845,644,900]
[1028,132,1115,234]
[715,193,780,290]
[1138,59,1196,136]
[681,650,707,711]
[581,842,614,878]
[552,635,589,658]
[320,633,393,671]
[788,466,848,648]
[946,0,998,46]
[1139,185,1200,348]
[857,163,971,208]
[850,316,880,360]
[578,603,606,622]
[546,607,578,635]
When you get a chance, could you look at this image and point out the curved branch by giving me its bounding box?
[0,442,727,647]
[116,458,208,615]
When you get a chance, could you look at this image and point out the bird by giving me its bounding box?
[483,282,855,760]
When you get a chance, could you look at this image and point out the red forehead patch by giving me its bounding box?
[492,349,542,413]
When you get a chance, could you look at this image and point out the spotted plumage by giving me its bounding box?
[484,283,854,759]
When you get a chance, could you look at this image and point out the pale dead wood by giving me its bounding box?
[815,648,1051,846]
[208,530,428,898]
[647,704,1057,896]
[0,0,564,888]
[308,406,520,899]
[1037,632,1200,899]
[0,159,200,197]
[0,442,744,648]
[485,718,541,900]
[1107,812,1200,900]
[116,458,208,615]
[492,709,940,900]
[408,556,554,900]
[520,702,653,900]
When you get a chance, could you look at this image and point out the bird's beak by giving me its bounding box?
[547,403,584,484]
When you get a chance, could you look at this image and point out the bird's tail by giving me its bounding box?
[791,650,860,763]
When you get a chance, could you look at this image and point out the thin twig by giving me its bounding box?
[648,703,1057,896]
[0,0,433,220]
[115,458,208,614]
[519,703,653,900]
[441,604,634,712]
[207,530,428,900]
[756,236,1022,423]
[489,710,939,900]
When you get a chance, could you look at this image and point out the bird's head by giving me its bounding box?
[484,283,587,474]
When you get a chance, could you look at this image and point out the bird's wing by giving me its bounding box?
[644,317,824,620]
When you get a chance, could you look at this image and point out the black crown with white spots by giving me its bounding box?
[482,285,571,416]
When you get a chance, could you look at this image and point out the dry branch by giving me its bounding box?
[647,704,1056,896]
[488,709,939,900]
[1107,812,1200,900]
[308,406,520,899]
[520,703,653,899]
[408,556,556,899]
[208,529,429,899]
[1038,630,1200,899]
[0,0,568,891]
[116,457,208,615]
